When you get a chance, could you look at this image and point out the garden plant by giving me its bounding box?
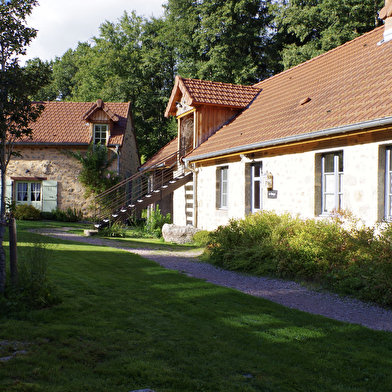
[203,210,392,307]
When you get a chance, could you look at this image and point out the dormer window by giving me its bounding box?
[83,100,119,146]
[94,124,108,145]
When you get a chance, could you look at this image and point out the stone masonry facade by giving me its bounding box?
[178,139,389,231]
[7,146,92,216]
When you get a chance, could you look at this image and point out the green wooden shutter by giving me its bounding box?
[5,180,13,201]
[42,181,57,212]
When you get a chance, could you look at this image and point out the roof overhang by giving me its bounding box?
[183,116,392,164]
[12,142,120,147]
[83,99,119,122]
[165,76,261,117]
[165,76,194,117]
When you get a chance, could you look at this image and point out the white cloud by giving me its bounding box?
[24,0,166,63]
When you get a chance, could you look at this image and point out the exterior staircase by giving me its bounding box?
[94,148,192,228]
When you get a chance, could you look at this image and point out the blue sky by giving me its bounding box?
[24,0,166,63]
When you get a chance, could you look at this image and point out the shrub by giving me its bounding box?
[145,206,171,238]
[52,207,83,222]
[0,241,61,315]
[101,221,128,237]
[40,211,55,220]
[14,204,41,220]
[205,211,297,273]
[203,210,392,307]
[192,230,211,247]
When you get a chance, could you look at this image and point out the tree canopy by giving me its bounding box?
[274,0,382,70]
[30,0,384,159]
[0,0,51,292]
[163,0,276,84]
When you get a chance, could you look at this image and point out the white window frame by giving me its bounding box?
[321,151,343,215]
[93,124,108,145]
[220,166,228,209]
[385,147,392,220]
[16,181,42,208]
[251,162,262,213]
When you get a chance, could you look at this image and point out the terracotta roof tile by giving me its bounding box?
[141,137,179,169]
[19,101,130,146]
[165,76,261,116]
[181,77,261,107]
[186,26,392,161]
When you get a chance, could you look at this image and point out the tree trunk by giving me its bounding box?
[0,163,7,293]
[9,218,17,286]
[0,225,6,294]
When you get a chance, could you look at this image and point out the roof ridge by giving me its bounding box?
[182,77,260,90]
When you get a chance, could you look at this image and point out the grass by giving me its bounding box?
[0,221,392,391]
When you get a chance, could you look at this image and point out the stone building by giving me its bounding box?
[135,4,392,231]
[94,2,392,231]
[5,99,140,217]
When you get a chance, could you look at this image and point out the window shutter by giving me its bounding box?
[5,180,13,201]
[215,168,221,209]
[42,181,57,212]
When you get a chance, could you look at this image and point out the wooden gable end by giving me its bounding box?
[194,106,241,147]
[167,76,259,152]
[177,104,241,152]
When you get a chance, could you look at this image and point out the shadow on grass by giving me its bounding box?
[1,227,392,391]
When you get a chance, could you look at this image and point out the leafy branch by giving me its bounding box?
[64,143,119,197]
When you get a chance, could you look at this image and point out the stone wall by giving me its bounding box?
[7,133,140,218]
[177,140,391,231]
[117,120,140,178]
[7,146,92,216]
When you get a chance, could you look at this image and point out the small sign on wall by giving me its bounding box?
[268,190,278,199]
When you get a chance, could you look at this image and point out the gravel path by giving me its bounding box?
[33,228,392,332]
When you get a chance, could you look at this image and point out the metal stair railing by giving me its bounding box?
[93,147,191,225]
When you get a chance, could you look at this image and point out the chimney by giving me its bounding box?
[379,0,392,43]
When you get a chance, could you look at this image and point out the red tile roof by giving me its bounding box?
[184,26,392,162]
[165,76,261,116]
[18,101,131,146]
[140,137,179,169]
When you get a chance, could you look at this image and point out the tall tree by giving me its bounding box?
[274,0,382,70]
[33,12,178,159]
[0,0,50,292]
[164,0,276,84]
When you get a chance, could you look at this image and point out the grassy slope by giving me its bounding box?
[0,222,392,392]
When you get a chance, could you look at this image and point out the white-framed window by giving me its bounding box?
[385,147,392,220]
[251,162,262,213]
[16,181,41,209]
[219,166,228,209]
[321,151,343,214]
[93,124,108,145]
[9,180,57,212]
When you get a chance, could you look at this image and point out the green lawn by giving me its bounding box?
[1,221,392,392]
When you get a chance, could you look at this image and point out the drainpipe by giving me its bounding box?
[185,160,198,228]
[115,145,120,175]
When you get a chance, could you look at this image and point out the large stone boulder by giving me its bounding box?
[162,223,199,244]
